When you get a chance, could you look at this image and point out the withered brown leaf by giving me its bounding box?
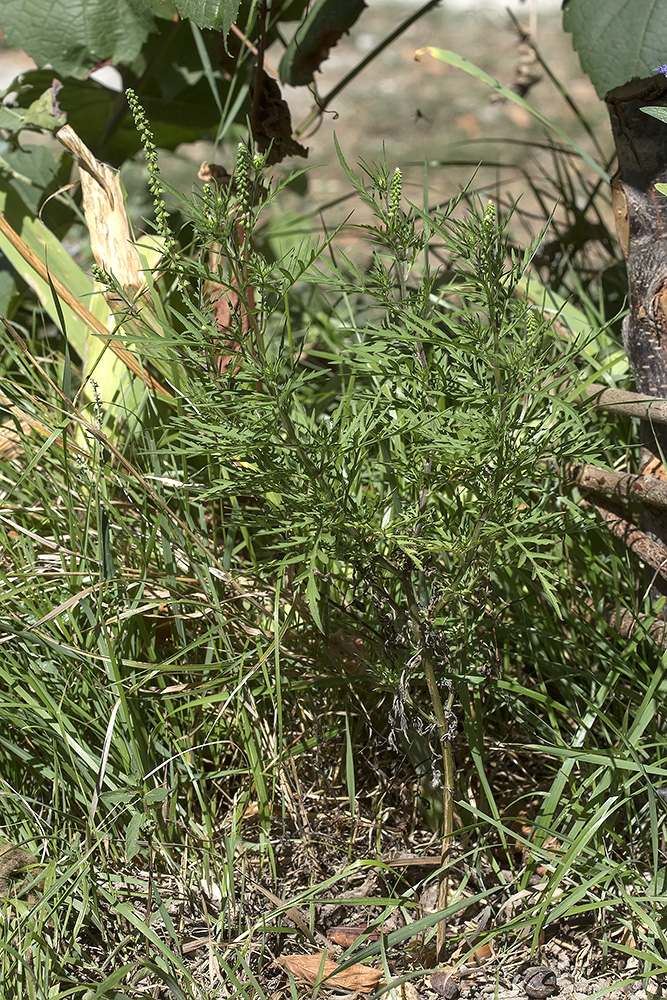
[250,69,308,166]
[277,952,383,993]
[328,924,381,947]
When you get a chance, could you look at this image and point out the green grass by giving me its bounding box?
[0,93,666,1000]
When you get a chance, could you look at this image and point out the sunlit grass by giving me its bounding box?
[0,120,665,1000]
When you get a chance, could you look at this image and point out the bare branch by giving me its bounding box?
[571,463,667,512]
[586,498,667,581]
[583,383,667,425]
[606,608,667,648]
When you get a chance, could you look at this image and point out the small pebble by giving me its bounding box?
[430,972,460,1000]
[523,966,559,999]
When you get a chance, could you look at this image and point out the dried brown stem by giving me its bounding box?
[571,463,667,512]
[586,499,667,581]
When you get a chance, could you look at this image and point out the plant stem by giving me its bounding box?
[421,646,456,961]
[402,570,455,960]
[250,1,268,140]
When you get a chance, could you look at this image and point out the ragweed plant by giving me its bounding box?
[125,88,175,255]
[1,124,656,993]
[131,142,610,947]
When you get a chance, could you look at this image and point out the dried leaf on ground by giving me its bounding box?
[277,952,383,993]
[328,923,381,946]
[508,811,562,874]
[430,971,460,999]
[462,942,493,964]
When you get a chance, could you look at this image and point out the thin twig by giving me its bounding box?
[230,23,279,78]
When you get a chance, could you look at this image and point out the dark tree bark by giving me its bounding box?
[606,75,667,601]
[606,75,667,399]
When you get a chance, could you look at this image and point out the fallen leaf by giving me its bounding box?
[449,940,494,966]
[430,971,460,999]
[326,632,367,675]
[277,952,383,993]
[328,924,381,946]
[467,942,493,964]
[507,811,562,874]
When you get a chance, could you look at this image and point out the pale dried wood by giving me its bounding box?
[57,124,143,299]
[583,383,667,426]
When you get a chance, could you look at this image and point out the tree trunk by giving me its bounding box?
[606,74,667,599]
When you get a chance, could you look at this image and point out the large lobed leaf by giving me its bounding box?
[1,0,156,78]
[0,0,240,78]
[175,0,240,35]
[279,0,367,87]
[7,62,230,164]
[563,0,667,97]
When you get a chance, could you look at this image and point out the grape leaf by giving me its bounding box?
[174,0,240,35]
[279,0,367,87]
[9,68,230,164]
[0,0,240,79]
[563,0,667,97]
[0,0,157,79]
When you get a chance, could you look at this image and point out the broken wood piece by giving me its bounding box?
[197,161,253,376]
[57,124,144,306]
[583,383,667,426]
